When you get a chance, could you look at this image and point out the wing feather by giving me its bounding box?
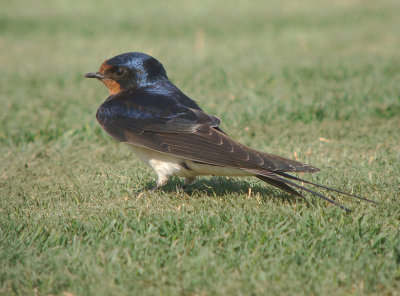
[97,89,320,173]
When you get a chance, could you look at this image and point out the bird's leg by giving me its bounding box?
[149,181,165,193]
[182,176,197,190]
[137,173,169,199]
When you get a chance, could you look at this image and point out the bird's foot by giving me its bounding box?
[181,176,197,191]
[136,183,163,199]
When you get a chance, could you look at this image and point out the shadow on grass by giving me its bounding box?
[141,176,304,206]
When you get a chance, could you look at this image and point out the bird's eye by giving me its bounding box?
[114,68,125,77]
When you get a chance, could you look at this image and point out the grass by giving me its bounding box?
[1,0,400,295]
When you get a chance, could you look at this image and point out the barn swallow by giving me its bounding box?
[85,52,376,211]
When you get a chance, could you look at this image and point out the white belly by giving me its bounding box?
[126,144,253,178]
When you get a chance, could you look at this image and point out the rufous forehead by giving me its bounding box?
[99,61,112,74]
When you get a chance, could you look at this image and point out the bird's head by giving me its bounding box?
[85,52,168,95]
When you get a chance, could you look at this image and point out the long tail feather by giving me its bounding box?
[275,171,378,204]
[265,174,352,212]
[256,175,303,198]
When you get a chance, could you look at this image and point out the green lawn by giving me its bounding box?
[1,0,400,295]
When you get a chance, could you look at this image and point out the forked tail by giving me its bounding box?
[250,170,377,212]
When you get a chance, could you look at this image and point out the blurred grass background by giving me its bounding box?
[0,0,399,295]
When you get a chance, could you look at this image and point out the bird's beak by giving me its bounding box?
[84,72,104,79]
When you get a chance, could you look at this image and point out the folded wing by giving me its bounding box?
[96,89,319,173]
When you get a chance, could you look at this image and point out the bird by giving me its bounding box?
[85,52,376,211]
